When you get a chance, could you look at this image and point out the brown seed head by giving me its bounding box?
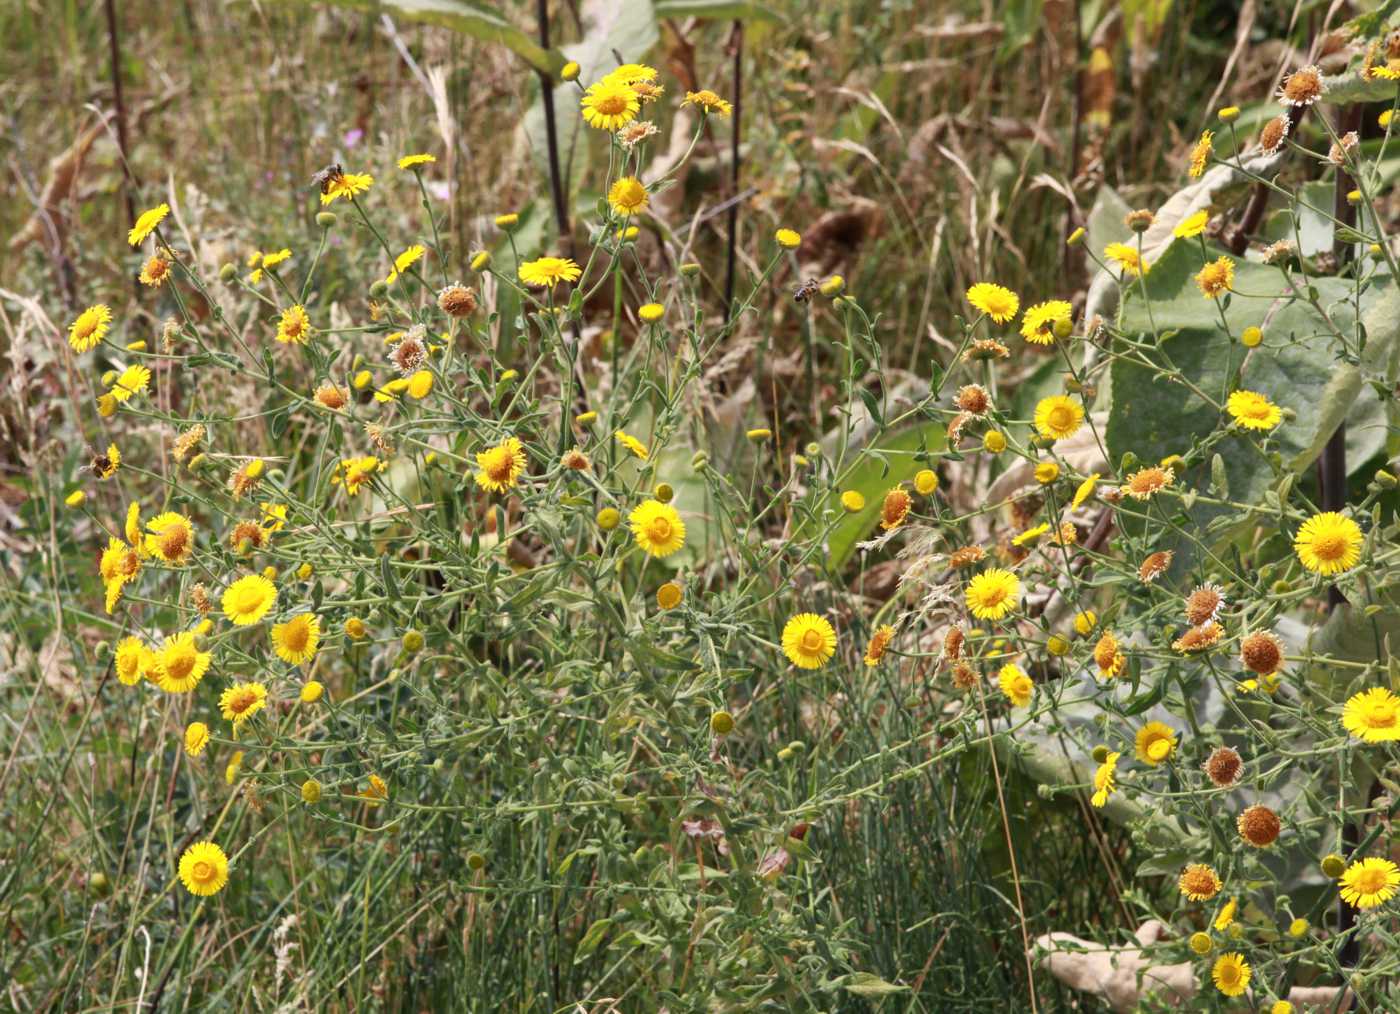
[1279,65,1323,107]
[1259,114,1290,155]
[1138,550,1174,583]
[1185,583,1225,626]
[951,662,978,690]
[1237,804,1281,847]
[1204,746,1242,787]
[955,384,991,415]
[437,283,477,318]
[1239,631,1284,675]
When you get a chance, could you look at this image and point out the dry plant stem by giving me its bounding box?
[103,0,136,243]
[973,677,1038,1012]
[536,0,571,249]
[723,20,743,322]
[1225,103,1307,255]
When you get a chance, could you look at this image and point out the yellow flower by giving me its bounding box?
[997,663,1033,707]
[262,248,291,268]
[774,228,801,249]
[334,455,381,494]
[1214,896,1237,931]
[782,613,837,669]
[1189,932,1213,955]
[1012,522,1050,547]
[139,254,171,287]
[518,256,582,287]
[178,841,229,897]
[1134,721,1177,765]
[319,170,373,205]
[614,430,648,460]
[840,490,865,513]
[608,176,649,216]
[397,153,436,169]
[345,617,367,640]
[638,302,665,323]
[65,490,85,507]
[475,436,528,493]
[1195,256,1235,298]
[683,89,733,116]
[1104,243,1146,277]
[362,773,388,805]
[1033,395,1084,441]
[1227,389,1281,430]
[1211,953,1250,998]
[581,80,640,130]
[153,632,211,693]
[260,503,288,532]
[222,574,277,626]
[271,613,321,666]
[219,681,268,727]
[1179,862,1223,901]
[276,304,313,344]
[1074,610,1097,636]
[863,624,896,666]
[1339,857,1400,908]
[628,499,685,557]
[128,203,170,246]
[1294,511,1362,575]
[225,750,243,784]
[110,364,151,403]
[560,61,580,82]
[965,568,1021,621]
[914,469,939,494]
[1020,300,1071,344]
[69,304,112,352]
[1034,461,1060,484]
[596,507,620,530]
[1174,210,1210,239]
[1188,130,1213,178]
[965,282,1019,323]
[1341,687,1400,743]
[144,511,195,565]
[115,636,146,686]
[1125,466,1173,500]
[91,443,121,480]
[1090,751,1119,807]
[656,582,683,610]
[184,721,210,757]
[408,370,434,399]
[386,244,426,283]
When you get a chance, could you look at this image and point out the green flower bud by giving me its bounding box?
[316,211,337,228]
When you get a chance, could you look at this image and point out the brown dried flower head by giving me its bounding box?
[1237,804,1281,848]
[1278,65,1323,107]
[955,384,991,415]
[229,461,262,499]
[951,662,978,690]
[948,545,985,569]
[1328,131,1359,166]
[1185,583,1226,626]
[965,338,1010,362]
[1204,746,1243,787]
[942,624,966,662]
[1262,239,1294,264]
[190,583,212,615]
[314,384,349,410]
[1240,630,1284,675]
[562,448,591,471]
[1125,208,1155,233]
[229,520,267,552]
[437,283,477,318]
[1138,550,1174,583]
[880,487,912,530]
[1172,621,1224,654]
[172,424,205,464]
[1258,114,1290,155]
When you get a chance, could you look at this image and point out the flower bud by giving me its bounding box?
[820,275,845,296]
[710,711,734,735]
[560,60,580,82]
[653,482,674,503]
[1125,209,1154,233]
[368,279,389,298]
[468,851,487,870]
[679,262,701,277]
[65,490,86,507]
[1091,744,1110,763]
[316,211,337,228]
[1241,325,1262,347]
[1321,853,1346,878]
[1066,227,1085,247]
[596,507,620,530]
[1217,106,1240,123]
[983,431,1007,454]
[301,779,321,804]
[219,262,237,282]
[402,629,424,653]
[470,250,490,271]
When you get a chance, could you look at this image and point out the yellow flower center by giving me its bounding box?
[74,318,97,340]
[1048,405,1074,430]
[596,93,629,115]
[1311,532,1346,560]
[231,587,265,615]
[229,689,258,714]
[159,525,189,559]
[1147,737,1171,761]
[166,650,194,682]
[980,586,1007,607]
[484,448,514,481]
[193,861,213,882]
[801,629,824,652]
[282,619,310,653]
[1364,701,1397,728]
[1218,964,1240,986]
[1355,867,1388,893]
[647,517,672,541]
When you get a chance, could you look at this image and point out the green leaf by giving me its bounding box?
[653,0,779,19]
[379,553,399,599]
[292,0,563,74]
[842,972,910,997]
[573,917,613,961]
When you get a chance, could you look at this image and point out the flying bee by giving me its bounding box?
[311,163,344,194]
[85,444,119,480]
[792,278,820,303]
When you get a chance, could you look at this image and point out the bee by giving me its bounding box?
[792,278,820,303]
[311,163,344,194]
[86,445,119,480]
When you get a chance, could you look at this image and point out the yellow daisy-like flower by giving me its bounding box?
[124,501,143,546]
[1094,631,1126,678]
[98,537,140,613]
[1188,130,1213,178]
[225,750,243,784]
[110,364,151,403]
[1211,953,1250,998]
[320,171,373,205]
[863,624,895,666]
[1134,721,1177,765]
[179,841,229,897]
[1179,862,1223,901]
[782,613,837,669]
[581,80,640,131]
[144,511,195,565]
[1033,395,1084,441]
[153,632,211,694]
[1174,210,1210,239]
[474,436,528,493]
[1020,300,1072,344]
[607,176,649,216]
[260,502,288,532]
[261,248,291,268]
[266,610,320,665]
[139,254,171,287]
[1214,896,1238,931]
[386,244,426,284]
[774,228,801,249]
[184,721,210,757]
[397,153,436,169]
[69,304,112,352]
[1294,511,1362,575]
[219,681,269,727]
[628,499,686,558]
[300,680,325,703]
[683,89,733,116]
[1339,857,1400,909]
[1104,243,1146,277]
[1341,687,1400,743]
[114,636,146,686]
[91,443,121,481]
[614,430,649,460]
[518,256,582,287]
[965,568,1021,621]
[603,63,658,86]
[1227,390,1281,430]
[1090,751,1119,807]
[128,203,170,246]
[1125,466,1173,501]
[1195,256,1235,299]
[1012,522,1050,547]
[965,282,1020,324]
[275,304,313,344]
[997,662,1033,707]
[1071,473,1099,509]
[222,574,277,626]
